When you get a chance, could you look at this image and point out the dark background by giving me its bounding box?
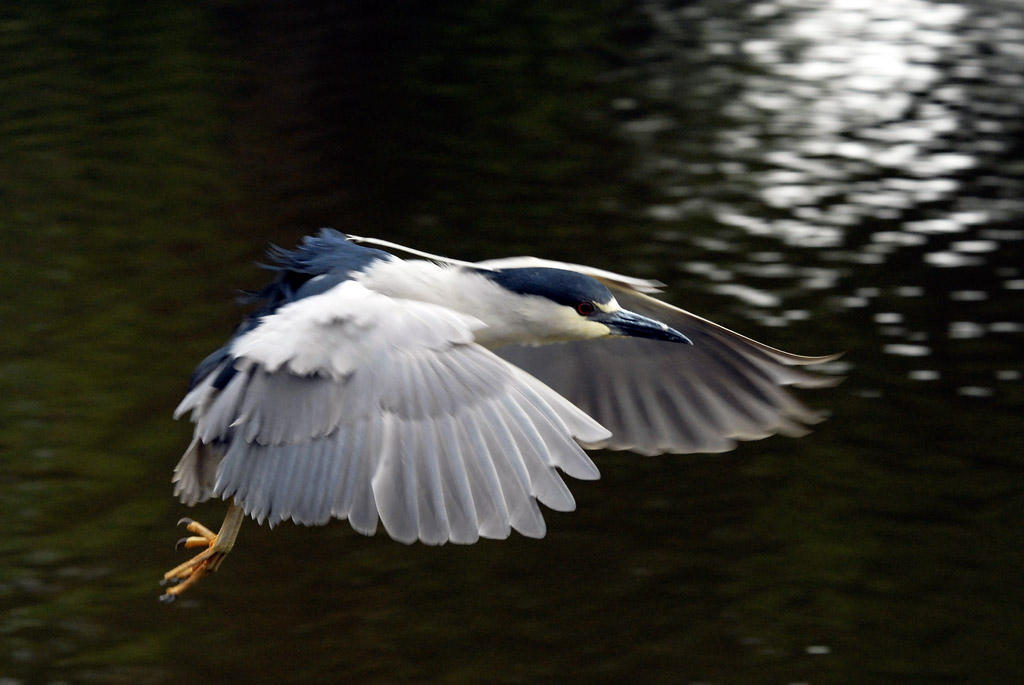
[2,1,1023,682]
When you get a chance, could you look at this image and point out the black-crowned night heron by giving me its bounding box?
[161,229,838,600]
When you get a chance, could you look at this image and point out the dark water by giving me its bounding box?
[2,1,1022,682]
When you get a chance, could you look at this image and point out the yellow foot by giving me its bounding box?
[159,503,244,602]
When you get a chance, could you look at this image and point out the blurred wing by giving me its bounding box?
[496,283,840,456]
[173,280,609,545]
[474,256,667,293]
[345,237,667,294]
[335,245,839,455]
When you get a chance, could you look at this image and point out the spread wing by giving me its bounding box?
[486,259,840,456]
[173,280,609,545]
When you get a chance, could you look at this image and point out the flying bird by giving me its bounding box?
[161,229,838,600]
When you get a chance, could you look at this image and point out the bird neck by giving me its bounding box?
[356,260,599,348]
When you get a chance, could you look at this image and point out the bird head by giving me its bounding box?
[478,267,693,347]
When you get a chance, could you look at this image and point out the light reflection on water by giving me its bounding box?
[729,0,983,243]
[629,0,1024,400]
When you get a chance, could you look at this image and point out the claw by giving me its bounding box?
[160,503,245,600]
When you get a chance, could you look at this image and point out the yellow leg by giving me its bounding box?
[160,502,245,602]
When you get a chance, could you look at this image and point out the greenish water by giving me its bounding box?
[2,1,1022,683]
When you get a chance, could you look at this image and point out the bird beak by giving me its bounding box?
[596,309,693,344]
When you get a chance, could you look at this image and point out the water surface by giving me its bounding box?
[2,1,1022,683]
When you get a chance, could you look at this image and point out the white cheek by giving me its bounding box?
[567,315,611,340]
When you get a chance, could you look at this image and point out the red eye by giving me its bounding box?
[576,302,595,316]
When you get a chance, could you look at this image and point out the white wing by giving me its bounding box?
[488,260,840,455]
[173,280,609,545]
